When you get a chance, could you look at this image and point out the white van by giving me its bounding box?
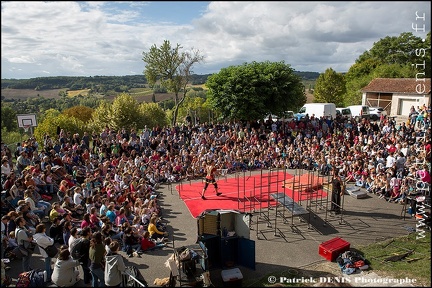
[347,105,370,121]
[295,103,336,120]
[336,107,352,119]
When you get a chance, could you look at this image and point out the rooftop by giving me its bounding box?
[361,78,431,94]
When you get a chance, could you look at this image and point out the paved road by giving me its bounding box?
[4,168,422,287]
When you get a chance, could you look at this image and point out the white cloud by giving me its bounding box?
[1,1,430,79]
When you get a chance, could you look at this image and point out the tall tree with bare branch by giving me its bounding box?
[142,40,204,126]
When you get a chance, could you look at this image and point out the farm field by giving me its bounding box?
[1,87,177,103]
[67,89,91,97]
[1,81,314,103]
[1,88,66,100]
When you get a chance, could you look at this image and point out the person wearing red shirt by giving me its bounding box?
[140,231,156,251]
[298,121,305,130]
[288,119,296,130]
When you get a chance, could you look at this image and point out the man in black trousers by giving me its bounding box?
[331,170,344,214]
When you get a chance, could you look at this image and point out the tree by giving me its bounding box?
[34,114,85,143]
[313,68,346,107]
[205,61,305,121]
[344,32,431,105]
[87,100,113,133]
[357,32,429,68]
[1,105,17,132]
[109,93,141,131]
[138,102,168,129]
[177,92,211,125]
[63,105,94,124]
[142,40,204,126]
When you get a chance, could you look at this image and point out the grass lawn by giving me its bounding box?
[243,231,431,287]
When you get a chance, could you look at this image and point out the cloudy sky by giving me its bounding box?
[1,1,430,79]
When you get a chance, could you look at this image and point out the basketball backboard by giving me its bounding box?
[17,114,37,128]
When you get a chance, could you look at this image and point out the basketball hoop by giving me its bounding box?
[23,125,30,132]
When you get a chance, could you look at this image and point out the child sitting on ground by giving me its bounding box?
[140,231,166,252]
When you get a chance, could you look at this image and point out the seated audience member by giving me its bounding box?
[417,164,431,184]
[105,204,117,224]
[62,195,85,218]
[132,215,146,235]
[49,216,65,245]
[115,208,129,227]
[49,202,68,222]
[123,227,142,257]
[51,245,81,287]
[140,231,166,252]
[23,189,46,219]
[101,222,123,241]
[148,216,168,241]
[81,213,96,231]
[89,207,101,230]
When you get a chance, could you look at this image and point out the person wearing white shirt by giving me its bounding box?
[33,224,55,282]
[73,187,84,206]
[68,227,79,253]
[1,158,11,177]
[385,153,396,168]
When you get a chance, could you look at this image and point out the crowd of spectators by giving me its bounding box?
[1,104,431,286]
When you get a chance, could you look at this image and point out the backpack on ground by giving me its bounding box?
[16,271,31,287]
[29,269,45,287]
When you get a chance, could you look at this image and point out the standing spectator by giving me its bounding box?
[33,224,55,283]
[78,227,93,285]
[49,216,64,245]
[89,232,106,287]
[104,241,125,287]
[63,220,73,246]
[68,227,79,252]
[15,216,34,272]
[330,170,344,214]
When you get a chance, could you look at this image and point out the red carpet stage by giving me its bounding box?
[175,171,328,218]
